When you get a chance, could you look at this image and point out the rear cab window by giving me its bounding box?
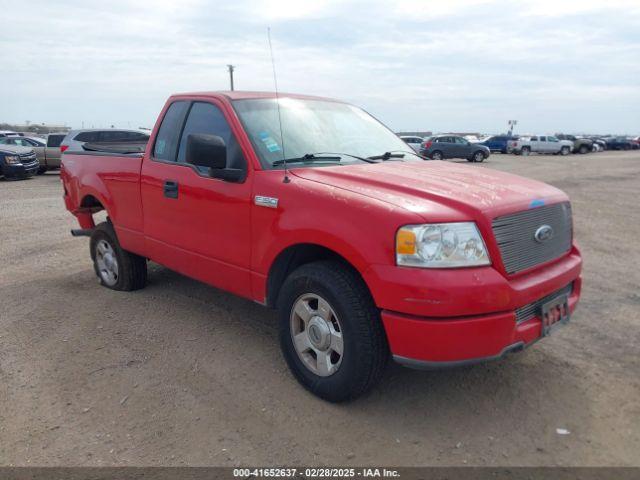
[152,101,189,161]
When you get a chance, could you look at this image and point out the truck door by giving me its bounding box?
[140,99,253,299]
[539,136,551,153]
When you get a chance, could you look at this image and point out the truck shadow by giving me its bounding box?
[143,263,592,440]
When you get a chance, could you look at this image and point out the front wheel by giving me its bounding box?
[37,166,47,175]
[521,147,531,156]
[278,261,388,402]
[471,151,485,162]
[560,146,570,156]
[90,222,147,291]
[578,145,589,154]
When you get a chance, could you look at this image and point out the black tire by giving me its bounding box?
[471,150,485,163]
[37,166,47,175]
[277,260,389,402]
[560,146,570,156]
[521,147,531,156]
[90,221,147,291]
[430,150,443,160]
[578,145,589,154]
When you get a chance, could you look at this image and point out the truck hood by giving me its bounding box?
[291,161,568,221]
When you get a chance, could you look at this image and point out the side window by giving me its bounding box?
[153,101,189,161]
[531,136,538,141]
[540,136,547,142]
[130,132,149,141]
[99,131,130,142]
[176,102,245,172]
[75,131,100,142]
[47,134,65,147]
[454,137,466,144]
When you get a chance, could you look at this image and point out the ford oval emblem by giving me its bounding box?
[534,225,554,243]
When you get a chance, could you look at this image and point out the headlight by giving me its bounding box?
[396,222,490,268]
[4,155,21,165]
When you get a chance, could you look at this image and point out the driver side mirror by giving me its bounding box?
[186,133,226,170]
[185,134,244,182]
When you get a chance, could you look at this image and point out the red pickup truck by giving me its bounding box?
[61,91,582,402]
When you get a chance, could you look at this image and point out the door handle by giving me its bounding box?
[163,180,178,199]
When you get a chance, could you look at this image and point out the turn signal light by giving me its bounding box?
[396,228,417,255]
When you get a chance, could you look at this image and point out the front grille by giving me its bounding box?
[492,202,572,274]
[19,153,38,165]
[515,283,573,324]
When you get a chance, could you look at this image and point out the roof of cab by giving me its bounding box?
[169,90,343,103]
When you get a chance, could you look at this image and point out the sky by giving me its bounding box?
[1,0,639,134]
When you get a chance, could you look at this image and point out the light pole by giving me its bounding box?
[227,64,235,91]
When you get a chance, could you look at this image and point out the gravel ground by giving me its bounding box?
[0,151,638,467]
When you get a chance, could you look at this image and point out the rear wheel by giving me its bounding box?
[90,222,147,291]
[521,147,531,156]
[278,261,388,402]
[430,150,443,160]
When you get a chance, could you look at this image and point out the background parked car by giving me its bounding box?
[399,135,424,152]
[479,135,517,154]
[0,144,39,179]
[2,133,68,173]
[420,135,490,162]
[556,134,593,154]
[60,129,150,153]
[0,130,23,138]
[604,137,635,150]
[509,135,573,156]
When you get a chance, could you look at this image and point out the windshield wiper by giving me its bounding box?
[368,150,427,161]
[367,152,405,161]
[272,152,379,166]
[272,153,341,166]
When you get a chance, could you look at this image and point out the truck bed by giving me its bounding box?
[61,151,145,250]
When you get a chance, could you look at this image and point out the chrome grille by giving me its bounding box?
[19,152,38,164]
[492,202,572,274]
[515,283,573,324]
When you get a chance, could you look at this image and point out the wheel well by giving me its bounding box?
[80,195,105,212]
[266,244,365,308]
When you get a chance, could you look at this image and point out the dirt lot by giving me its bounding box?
[0,151,639,467]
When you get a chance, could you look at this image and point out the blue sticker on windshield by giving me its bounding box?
[530,199,545,208]
[259,133,281,153]
[266,141,281,152]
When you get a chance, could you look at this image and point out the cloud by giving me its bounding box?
[1,0,639,133]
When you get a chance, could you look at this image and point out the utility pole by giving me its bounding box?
[227,64,235,91]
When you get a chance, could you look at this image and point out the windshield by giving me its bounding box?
[232,97,419,169]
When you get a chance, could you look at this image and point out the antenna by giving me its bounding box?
[267,27,290,183]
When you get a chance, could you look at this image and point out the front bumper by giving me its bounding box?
[384,278,580,367]
[365,247,582,366]
[1,160,39,178]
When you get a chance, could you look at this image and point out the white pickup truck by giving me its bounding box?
[509,135,573,156]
